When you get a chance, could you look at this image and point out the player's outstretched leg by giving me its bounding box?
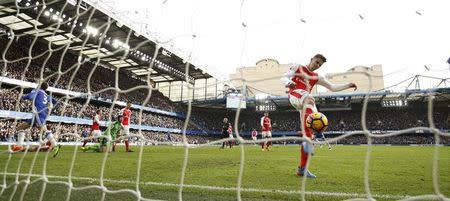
[297,104,316,178]
[82,138,89,147]
[10,144,25,153]
[52,144,62,157]
[44,130,60,157]
[296,142,316,178]
[9,122,30,152]
[81,144,101,152]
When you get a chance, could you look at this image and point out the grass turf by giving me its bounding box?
[0,145,449,201]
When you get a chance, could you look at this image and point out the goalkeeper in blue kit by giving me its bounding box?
[81,120,121,153]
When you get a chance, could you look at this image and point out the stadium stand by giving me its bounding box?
[0,3,448,147]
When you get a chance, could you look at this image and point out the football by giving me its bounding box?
[305,112,329,133]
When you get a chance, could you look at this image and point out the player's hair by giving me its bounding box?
[40,82,49,90]
[96,109,101,114]
[313,54,327,63]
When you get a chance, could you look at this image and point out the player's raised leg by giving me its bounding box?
[297,96,317,178]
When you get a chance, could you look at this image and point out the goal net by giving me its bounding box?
[0,0,449,201]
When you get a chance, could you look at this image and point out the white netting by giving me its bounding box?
[0,0,449,201]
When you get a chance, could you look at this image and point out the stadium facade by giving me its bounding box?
[229,59,385,98]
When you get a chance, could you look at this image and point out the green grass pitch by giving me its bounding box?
[0,145,449,201]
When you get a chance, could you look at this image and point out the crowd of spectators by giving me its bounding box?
[0,121,217,144]
[1,36,450,146]
[190,107,450,133]
[0,37,178,112]
[329,133,449,145]
[0,88,197,130]
[136,131,218,145]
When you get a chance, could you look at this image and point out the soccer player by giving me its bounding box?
[82,110,102,147]
[260,112,272,151]
[81,119,121,153]
[227,124,234,148]
[251,128,258,143]
[281,54,357,178]
[16,129,62,157]
[221,117,231,149]
[10,82,60,157]
[117,102,133,152]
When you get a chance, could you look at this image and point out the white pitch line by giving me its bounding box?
[0,172,411,199]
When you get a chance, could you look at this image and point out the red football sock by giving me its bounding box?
[82,140,88,147]
[125,140,129,151]
[300,146,308,168]
[299,108,314,168]
[303,108,314,138]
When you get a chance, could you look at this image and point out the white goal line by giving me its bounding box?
[0,172,415,200]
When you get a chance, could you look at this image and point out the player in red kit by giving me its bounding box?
[227,124,234,148]
[82,110,102,147]
[116,102,133,152]
[251,128,258,145]
[281,54,357,178]
[260,112,272,151]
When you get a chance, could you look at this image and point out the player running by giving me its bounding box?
[281,54,357,178]
[82,110,102,147]
[10,82,61,157]
[251,128,258,145]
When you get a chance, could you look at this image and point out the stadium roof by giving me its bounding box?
[0,0,213,84]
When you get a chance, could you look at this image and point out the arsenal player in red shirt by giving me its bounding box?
[281,54,357,178]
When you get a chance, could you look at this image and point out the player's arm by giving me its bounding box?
[269,119,272,131]
[280,64,299,88]
[50,95,58,105]
[317,76,357,92]
[260,117,264,130]
[48,95,59,110]
[22,90,36,100]
[94,115,100,123]
[119,109,125,126]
